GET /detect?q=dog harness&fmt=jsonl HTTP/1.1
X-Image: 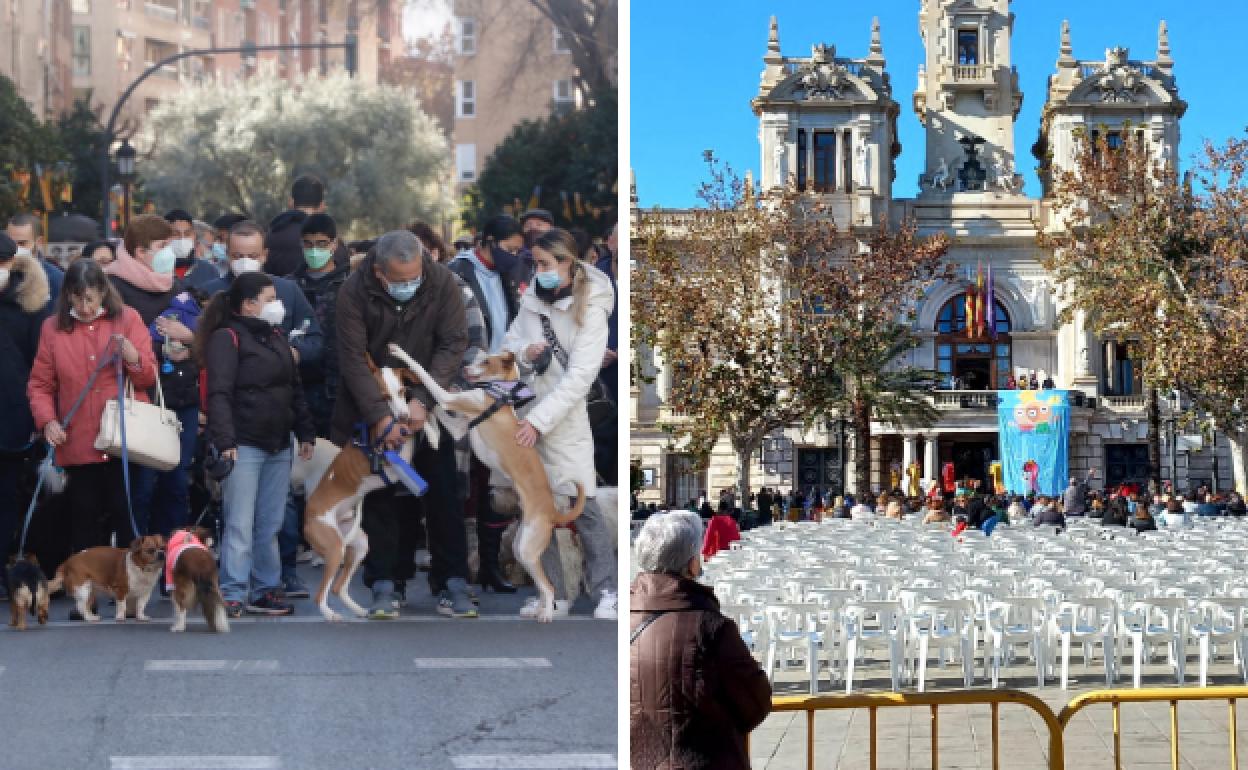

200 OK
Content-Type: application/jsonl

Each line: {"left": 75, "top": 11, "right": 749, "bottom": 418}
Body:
{"left": 165, "top": 529, "right": 209, "bottom": 592}
{"left": 351, "top": 419, "right": 429, "bottom": 497}
{"left": 467, "top": 380, "right": 536, "bottom": 430}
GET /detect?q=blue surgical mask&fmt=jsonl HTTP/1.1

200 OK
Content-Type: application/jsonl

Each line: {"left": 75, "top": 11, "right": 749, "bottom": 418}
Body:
{"left": 150, "top": 244, "right": 177, "bottom": 275}
{"left": 211, "top": 243, "right": 228, "bottom": 263}
{"left": 386, "top": 276, "right": 423, "bottom": 302}
{"left": 535, "top": 270, "right": 562, "bottom": 290}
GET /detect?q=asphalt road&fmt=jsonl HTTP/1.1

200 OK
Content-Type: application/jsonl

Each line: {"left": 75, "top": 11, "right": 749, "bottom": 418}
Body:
{"left": 0, "top": 566, "right": 619, "bottom": 770}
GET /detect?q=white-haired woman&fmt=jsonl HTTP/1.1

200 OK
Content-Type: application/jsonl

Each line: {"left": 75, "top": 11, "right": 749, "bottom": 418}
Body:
{"left": 505, "top": 227, "right": 617, "bottom": 620}
{"left": 630, "top": 512, "right": 771, "bottom": 769}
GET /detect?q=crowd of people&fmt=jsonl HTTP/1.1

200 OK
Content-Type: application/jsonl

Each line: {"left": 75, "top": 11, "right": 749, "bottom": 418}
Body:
{"left": 0, "top": 174, "right": 620, "bottom": 622}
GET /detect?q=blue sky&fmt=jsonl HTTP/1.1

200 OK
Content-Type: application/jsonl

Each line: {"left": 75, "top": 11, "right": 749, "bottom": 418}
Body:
{"left": 631, "top": 1, "right": 1246, "bottom": 208}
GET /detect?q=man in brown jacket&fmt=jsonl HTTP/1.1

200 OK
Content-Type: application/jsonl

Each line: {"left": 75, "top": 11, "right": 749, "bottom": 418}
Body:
{"left": 332, "top": 230, "right": 475, "bottom": 618}
{"left": 631, "top": 511, "right": 772, "bottom": 769}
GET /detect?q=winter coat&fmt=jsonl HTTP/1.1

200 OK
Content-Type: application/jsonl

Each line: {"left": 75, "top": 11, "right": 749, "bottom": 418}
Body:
{"left": 701, "top": 514, "right": 741, "bottom": 558}
{"left": 1033, "top": 507, "right": 1066, "bottom": 530}
{"left": 594, "top": 249, "right": 618, "bottom": 404}
{"left": 174, "top": 258, "right": 221, "bottom": 292}
{"left": 0, "top": 254, "right": 51, "bottom": 452}
{"left": 110, "top": 276, "right": 202, "bottom": 410}
{"left": 448, "top": 249, "right": 519, "bottom": 352}
{"left": 1130, "top": 514, "right": 1158, "bottom": 532}
{"left": 38, "top": 257, "right": 62, "bottom": 310}
{"left": 205, "top": 314, "right": 315, "bottom": 453}
{"left": 1063, "top": 481, "right": 1087, "bottom": 515}
{"left": 630, "top": 572, "right": 771, "bottom": 770}
{"left": 27, "top": 306, "right": 159, "bottom": 467}
{"left": 291, "top": 261, "right": 350, "bottom": 389}
{"left": 264, "top": 209, "right": 309, "bottom": 278}
{"left": 331, "top": 252, "right": 467, "bottom": 446}
{"left": 200, "top": 272, "right": 324, "bottom": 369}
{"left": 504, "top": 263, "right": 613, "bottom": 498}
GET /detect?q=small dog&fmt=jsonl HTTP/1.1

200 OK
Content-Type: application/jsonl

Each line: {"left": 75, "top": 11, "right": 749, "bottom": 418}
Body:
{"left": 47, "top": 535, "right": 166, "bottom": 623}
{"left": 166, "top": 527, "right": 228, "bottom": 633}
{"left": 388, "top": 345, "right": 586, "bottom": 623}
{"left": 6, "top": 554, "right": 50, "bottom": 630}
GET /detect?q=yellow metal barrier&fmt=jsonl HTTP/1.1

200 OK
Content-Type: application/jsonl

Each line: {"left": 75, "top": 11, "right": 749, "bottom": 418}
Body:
{"left": 768, "top": 690, "right": 1065, "bottom": 770}
{"left": 1058, "top": 686, "right": 1248, "bottom": 770}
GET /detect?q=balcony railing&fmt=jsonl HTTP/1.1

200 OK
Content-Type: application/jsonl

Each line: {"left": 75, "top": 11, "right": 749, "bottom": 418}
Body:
{"left": 1102, "top": 394, "right": 1148, "bottom": 409}
{"left": 930, "top": 390, "right": 998, "bottom": 409}
{"left": 144, "top": 1, "right": 177, "bottom": 21}
{"left": 946, "top": 64, "right": 992, "bottom": 83}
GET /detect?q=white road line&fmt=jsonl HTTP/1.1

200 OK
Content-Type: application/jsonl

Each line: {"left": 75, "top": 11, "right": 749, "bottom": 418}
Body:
{"left": 144, "top": 660, "right": 279, "bottom": 672}
{"left": 451, "top": 756, "right": 616, "bottom": 769}
{"left": 109, "top": 757, "right": 280, "bottom": 769}
{"left": 414, "top": 657, "right": 552, "bottom": 669}
{"left": 33, "top": 614, "right": 600, "bottom": 628}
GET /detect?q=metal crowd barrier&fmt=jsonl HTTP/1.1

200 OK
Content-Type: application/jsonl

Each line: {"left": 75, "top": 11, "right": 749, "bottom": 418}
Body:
{"left": 760, "top": 686, "right": 1248, "bottom": 769}
{"left": 767, "top": 690, "right": 1065, "bottom": 770}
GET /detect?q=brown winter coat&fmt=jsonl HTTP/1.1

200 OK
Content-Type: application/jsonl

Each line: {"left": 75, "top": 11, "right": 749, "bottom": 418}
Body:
{"left": 630, "top": 572, "right": 772, "bottom": 770}
{"left": 330, "top": 251, "right": 467, "bottom": 445}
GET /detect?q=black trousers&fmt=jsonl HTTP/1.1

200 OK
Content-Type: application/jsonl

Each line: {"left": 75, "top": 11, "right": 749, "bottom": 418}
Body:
{"left": 66, "top": 460, "right": 138, "bottom": 554}
{"left": 0, "top": 454, "right": 24, "bottom": 561}
{"left": 361, "top": 426, "right": 465, "bottom": 593}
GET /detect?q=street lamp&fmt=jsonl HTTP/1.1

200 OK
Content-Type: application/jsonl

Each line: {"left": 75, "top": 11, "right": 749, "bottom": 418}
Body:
{"left": 116, "top": 140, "right": 137, "bottom": 231}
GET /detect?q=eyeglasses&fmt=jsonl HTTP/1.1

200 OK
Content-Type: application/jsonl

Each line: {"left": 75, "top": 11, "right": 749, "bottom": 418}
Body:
{"left": 302, "top": 239, "right": 333, "bottom": 249}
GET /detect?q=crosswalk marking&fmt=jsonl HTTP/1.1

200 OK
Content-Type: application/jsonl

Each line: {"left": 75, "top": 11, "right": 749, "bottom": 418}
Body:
{"left": 451, "top": 755, "right": 616, "bottom": 769}
{"left": 110, "top": 757, "right": 281, "bottom": 769}
{"left": 414, "top": 657, "right": 552, "bottom": 669}
{"left": 144, "top": 660, "right": 279, "bottom": 672}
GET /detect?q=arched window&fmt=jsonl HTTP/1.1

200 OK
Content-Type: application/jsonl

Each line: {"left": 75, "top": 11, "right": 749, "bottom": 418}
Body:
{"left": 935, "top": 296, "right": 1012, "bottom": 390}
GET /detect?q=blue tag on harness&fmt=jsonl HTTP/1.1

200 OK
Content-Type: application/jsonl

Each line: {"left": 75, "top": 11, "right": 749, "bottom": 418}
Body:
{"left": 382, "top": 450, "right": 428, "bottom": 497}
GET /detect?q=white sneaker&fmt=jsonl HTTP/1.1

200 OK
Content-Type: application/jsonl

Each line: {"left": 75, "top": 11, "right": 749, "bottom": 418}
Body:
{"left": 593, "top": 590, "right": 618, "bottom": 620}
{"left": 519, "top": 596, "right": 570, "bottom": 619}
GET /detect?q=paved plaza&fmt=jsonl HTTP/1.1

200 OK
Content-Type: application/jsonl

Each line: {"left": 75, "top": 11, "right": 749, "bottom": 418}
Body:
{"left": 754, "top": 659, "right": 1248, "bottom": 768}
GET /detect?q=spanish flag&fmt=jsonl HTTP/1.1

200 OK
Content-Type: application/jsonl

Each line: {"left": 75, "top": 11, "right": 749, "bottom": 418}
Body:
{"left": 975, "top": 260, "right": 986, "bottom": 338}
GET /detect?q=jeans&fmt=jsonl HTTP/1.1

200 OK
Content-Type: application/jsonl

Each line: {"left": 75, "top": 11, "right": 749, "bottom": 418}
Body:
{"left": 220, "top": 445, "right": 291, "bottom": 603}
{"left": 362, "top": 425, "right": 465, "bottom": 593}
{"left": 540, "top": 497, "right": 617, "bottom": 601}
{"left": 280, "top": 489, "right": 301, "bottom": 583}
{"left": 133, "top": 405, "right": 198, "bottom": 537}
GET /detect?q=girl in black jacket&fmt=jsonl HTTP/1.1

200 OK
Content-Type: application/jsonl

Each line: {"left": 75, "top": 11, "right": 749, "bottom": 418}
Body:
{"left": 195, "top": 272, "right": 314, "bottom": 617}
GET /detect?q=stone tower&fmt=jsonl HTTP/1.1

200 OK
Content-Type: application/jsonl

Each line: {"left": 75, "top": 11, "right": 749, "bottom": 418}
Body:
{"left": 913, "top": 0, "right": 1024, "bottom": 195}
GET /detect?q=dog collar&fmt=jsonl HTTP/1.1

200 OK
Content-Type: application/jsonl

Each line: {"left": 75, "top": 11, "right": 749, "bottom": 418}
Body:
{"left": 467, "top": 380, "right": 536, "bottom": 430}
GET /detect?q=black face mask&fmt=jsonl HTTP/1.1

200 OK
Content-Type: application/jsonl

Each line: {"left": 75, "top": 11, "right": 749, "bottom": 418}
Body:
{"left": 535, "top": 282, "right": 573, "bottom": 304}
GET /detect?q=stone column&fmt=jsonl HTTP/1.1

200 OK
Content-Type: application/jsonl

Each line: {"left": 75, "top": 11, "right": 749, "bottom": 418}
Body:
{"left": 902, "top": 434, "right": 916, "bottom": 470}
{"left": 923, "top": 434, "right": 938, "bottom": 481}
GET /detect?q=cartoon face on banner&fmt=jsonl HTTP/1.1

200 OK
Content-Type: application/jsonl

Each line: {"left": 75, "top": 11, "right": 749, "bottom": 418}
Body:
{"left": 997, "top": 390, "right": 1071, "bottom": 496}
{"left": 1012, "top": 391, "right": 1060, "bottom": 433}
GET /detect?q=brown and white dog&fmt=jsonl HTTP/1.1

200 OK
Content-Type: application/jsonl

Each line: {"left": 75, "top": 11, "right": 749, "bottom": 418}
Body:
{"left": 387, "top": 344, "right": 585, "bottom": 623}
{"left": 300, "top": 355, "right": 435, "bottom": 622}
{"left": 6, "top": 554, "right": 50, "bottom": 630}
{"left": 46, "top": 535, "right": 166, "bottom": 623}
{"left": 167, "top": 527, "right": 228, "bottom": 633}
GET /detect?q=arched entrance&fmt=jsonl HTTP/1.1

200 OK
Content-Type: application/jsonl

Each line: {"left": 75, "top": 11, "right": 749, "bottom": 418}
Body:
{"left": 935, "top": 296, "right": 1012, "bottom": 390}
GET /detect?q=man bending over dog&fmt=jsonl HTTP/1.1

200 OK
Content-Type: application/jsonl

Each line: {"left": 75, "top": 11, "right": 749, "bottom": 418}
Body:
{"left": 333, "top": 230, "right": 473, "bottom": 619}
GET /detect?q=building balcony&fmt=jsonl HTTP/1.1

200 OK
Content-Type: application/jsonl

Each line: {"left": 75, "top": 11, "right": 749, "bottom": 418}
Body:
{"left": 943, "top": 63, "right": 994, "bottom": 86}
{"left": 930, "top": 390, "right": 997, "bottom": 410}
{"left": 144, "top": 1, "right": 178, "bottom": 22}
{"left": 1101, "top": 394, "right": 1149, "bottom": 410}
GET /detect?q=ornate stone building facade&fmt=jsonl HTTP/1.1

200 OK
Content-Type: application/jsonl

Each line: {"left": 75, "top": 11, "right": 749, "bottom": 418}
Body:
{"left": 631, "top": 0, "right": 1231, "bottom": 507}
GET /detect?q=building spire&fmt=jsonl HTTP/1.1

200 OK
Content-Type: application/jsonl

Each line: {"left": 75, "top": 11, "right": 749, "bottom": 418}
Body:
{"left": 1059, "top": 20, "right": 1073, "bottom": 60}
{"left": 767, "top": 15, "right": 781, "bottom": 57}
{"left": 1156, "top": 20, "right": 1173, "bottom": 68}
{"left": 866, "top": 16, "right": 885, "bottom": 66}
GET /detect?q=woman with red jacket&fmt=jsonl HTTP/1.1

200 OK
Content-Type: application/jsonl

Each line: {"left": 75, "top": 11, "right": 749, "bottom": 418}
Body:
{"left": 27, "top": 259, "right": 158, "bottom": 560}
{"left": 702, "top": 500, "right": 741, "bottom": 559}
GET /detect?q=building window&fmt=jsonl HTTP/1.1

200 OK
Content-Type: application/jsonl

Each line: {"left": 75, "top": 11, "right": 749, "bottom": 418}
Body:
{"left": 1102, "top": 341, "right": 1142, "bottom": 396}
{"left": 813, "top": 132, "right": 837, "bottom": 193}
{"left": 957, "top": 28, "right": 979, "bottom": 65}
{"left": 663, "top": 453, "right": 705, "bottom": 509}
{"left": 457, "top": 80, "right": 475, "bottom": 118}
{"left": 455, "top": 144, "right": 476, "bottom": 182}
{"left": 145, "top": 38, "right": 179, "bottom": 77}
{"left": 797, "top": 129, "right": 807, "bottom": 189}
{"left": 553, "top": 26, "right": 570, "bottom": 54}
{"left": 117, "top": 33, "right": 134, "bottom": 71}
{"left": 71, "top": 0, "right": 90, "bottom": 13}
{"left": 72, "top": 26, "right": 91, "bottom": 77}
{"left": 553, "top": 79, "right": 574, "bottom": 113}
{"left": 457, "top": 17, "right": 475, "bottom": 55}
{"left": 935, "top": 296, "right": 1012, "bottom": 390}
{"left": 1105, "top": 444, "right": 1150, "bottom": 488}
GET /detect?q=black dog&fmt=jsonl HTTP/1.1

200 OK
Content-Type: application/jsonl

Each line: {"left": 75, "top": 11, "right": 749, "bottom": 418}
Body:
{"left": 6, "top": 555, "right": 50, "bottom": 630}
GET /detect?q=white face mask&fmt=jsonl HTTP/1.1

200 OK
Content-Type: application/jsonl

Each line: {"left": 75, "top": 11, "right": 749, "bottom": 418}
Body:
{"left": 171, "top": 238, "right": 194, "bottom": 260}
{"left": 258, "top": 299, "right": 286, "bottom": 326}
{"left": 14, "top": 247, "right": 31, "bottom": 259}
{"left": 69, "top": 306, "right": 105, "bottom": 322}
{"left": 231, "top": 257, "right": 262, "bottom": 275}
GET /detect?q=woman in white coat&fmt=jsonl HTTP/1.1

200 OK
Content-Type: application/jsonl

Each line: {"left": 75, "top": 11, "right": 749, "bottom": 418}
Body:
{"left": 505, "top": 228, "right": 617, "bottom": 620}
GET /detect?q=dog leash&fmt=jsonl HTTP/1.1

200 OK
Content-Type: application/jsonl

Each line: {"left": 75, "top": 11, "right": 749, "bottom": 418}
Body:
{"left": 17, "top": 346, "right": 119, "bottom": 553}
{"left": 467, "top": 380, "right": 536, "bottom": 430}
{"left": 114, "top": 349, "right": 144, "bottom": 542}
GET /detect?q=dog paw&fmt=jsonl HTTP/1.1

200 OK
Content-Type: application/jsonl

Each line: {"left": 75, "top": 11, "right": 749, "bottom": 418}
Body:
{"left": 136, "top": 615, "right": 151, "bottom": 623}
{"left": 170, "top": 624, "right": 185, "bottom": 633}
{"left": 537, "top": 610, "right": 554, "bottom": 623}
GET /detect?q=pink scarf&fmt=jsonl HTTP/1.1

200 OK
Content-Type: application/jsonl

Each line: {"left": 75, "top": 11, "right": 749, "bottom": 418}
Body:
{"left": 105, "top": 242, "right": 173, "bottom": 293}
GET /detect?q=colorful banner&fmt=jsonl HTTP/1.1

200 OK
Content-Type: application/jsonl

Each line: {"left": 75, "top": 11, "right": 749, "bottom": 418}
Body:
{"left": 996, "top": 389, "right": 1070, "bottom": 496}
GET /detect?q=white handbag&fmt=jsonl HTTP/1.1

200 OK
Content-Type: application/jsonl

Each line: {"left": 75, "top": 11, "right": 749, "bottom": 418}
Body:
{"left": 94, "top": 375, "right": 183, "bottom": 471}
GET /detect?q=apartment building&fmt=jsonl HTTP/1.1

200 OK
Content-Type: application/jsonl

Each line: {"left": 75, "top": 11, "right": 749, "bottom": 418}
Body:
{"left": 1, "top": 0, "right": 74, "bottom": 118}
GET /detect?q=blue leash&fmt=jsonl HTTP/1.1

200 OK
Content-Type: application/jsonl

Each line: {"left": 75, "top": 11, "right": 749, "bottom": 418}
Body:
{"left": 17, "top": 345, "right": 120, "bottom": 553}
{"left": 114, "top": 350, "right": 143, "bottom": 542}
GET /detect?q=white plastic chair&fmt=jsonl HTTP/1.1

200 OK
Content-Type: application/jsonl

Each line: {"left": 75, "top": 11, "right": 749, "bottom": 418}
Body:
{"left": 986, "top": 598, "right": 1048, "bottom": 687}
{"left": 1119, "top": 597, "right": 1187, "bottom": 688}
{"left": 909, "top": 599, "right": 976, "bottom": 692}
{"left": 762, "top": 603, "right": 823, "bottom": 694}
{"left": 841, "top": 601, "right": 905, "bottom": 693}
{"left": 1188, "top": 597, "right": 1248, "bottom": 686}
{"left": 1052, "top": 597, "right": 1118, "bottom": 690}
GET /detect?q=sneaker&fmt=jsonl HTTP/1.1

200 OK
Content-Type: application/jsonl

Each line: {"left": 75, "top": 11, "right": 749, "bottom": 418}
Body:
{"left": 282, "top": 575, "right": 310, "bottom": 599}
{"left": 369, "top": 580, "right": 398, "bottom": 620}
{"left": 295, "top": 545, "right": 316, "bottom": 564}
{"left": 245, "top": 592, "right": 293, "bottom": 616}
{"left": 224, "top": 600, "right": 245, "bottom": 619}
{"left": 593, "top": 589, "right": 618, "bottom": 620}
{"left": 413, "top": 548, "right": 432, "bottom": 571}
{"left": 390, "top": 581, "right": 406, "bottom": 609}
{"left": 436, "top": 577, "right": 478, "bottom": 618}
{"left": 519, "top": 596, "right": 570, "bottom": 620}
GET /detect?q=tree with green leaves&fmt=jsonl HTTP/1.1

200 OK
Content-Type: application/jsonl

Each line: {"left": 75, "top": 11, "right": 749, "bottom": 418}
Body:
{"left": 139, "top": 72, "right": 449, "bottom": 237}
{"left": 0, "top": 75, "right": 64, "bottom": 221}
{"left": 464, "top": 89, "right": 616, "bottom": 234}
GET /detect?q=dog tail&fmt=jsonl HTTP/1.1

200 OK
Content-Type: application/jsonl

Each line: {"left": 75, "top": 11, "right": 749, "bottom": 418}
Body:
{"left": 552, "top": 482, "right": 587, "bottom": 526}
{"left": 197, "top": 575, "right": 229, "bottom": 633}
{"left": 45, "top": 565, "right": 64, "bottom": 595}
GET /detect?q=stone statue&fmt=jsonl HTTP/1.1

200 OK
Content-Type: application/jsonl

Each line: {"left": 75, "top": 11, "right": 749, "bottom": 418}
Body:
{"left": 1079, "top": 346, "right": 1090, "bottom": 375}
{"left": 994, "top": 158, "right": 1018, "bottom": 192}
{"left": 855, "top": 143, "right": 871, "bottom": 188}
{"left": 930, "top": 157, "right": 950, "bottom": 191}
{"left": 774, "top": 140, "right": 787, "bottom": 187}
{"left": 1023, "top": 279, "right": 1049, "bottom": 326}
